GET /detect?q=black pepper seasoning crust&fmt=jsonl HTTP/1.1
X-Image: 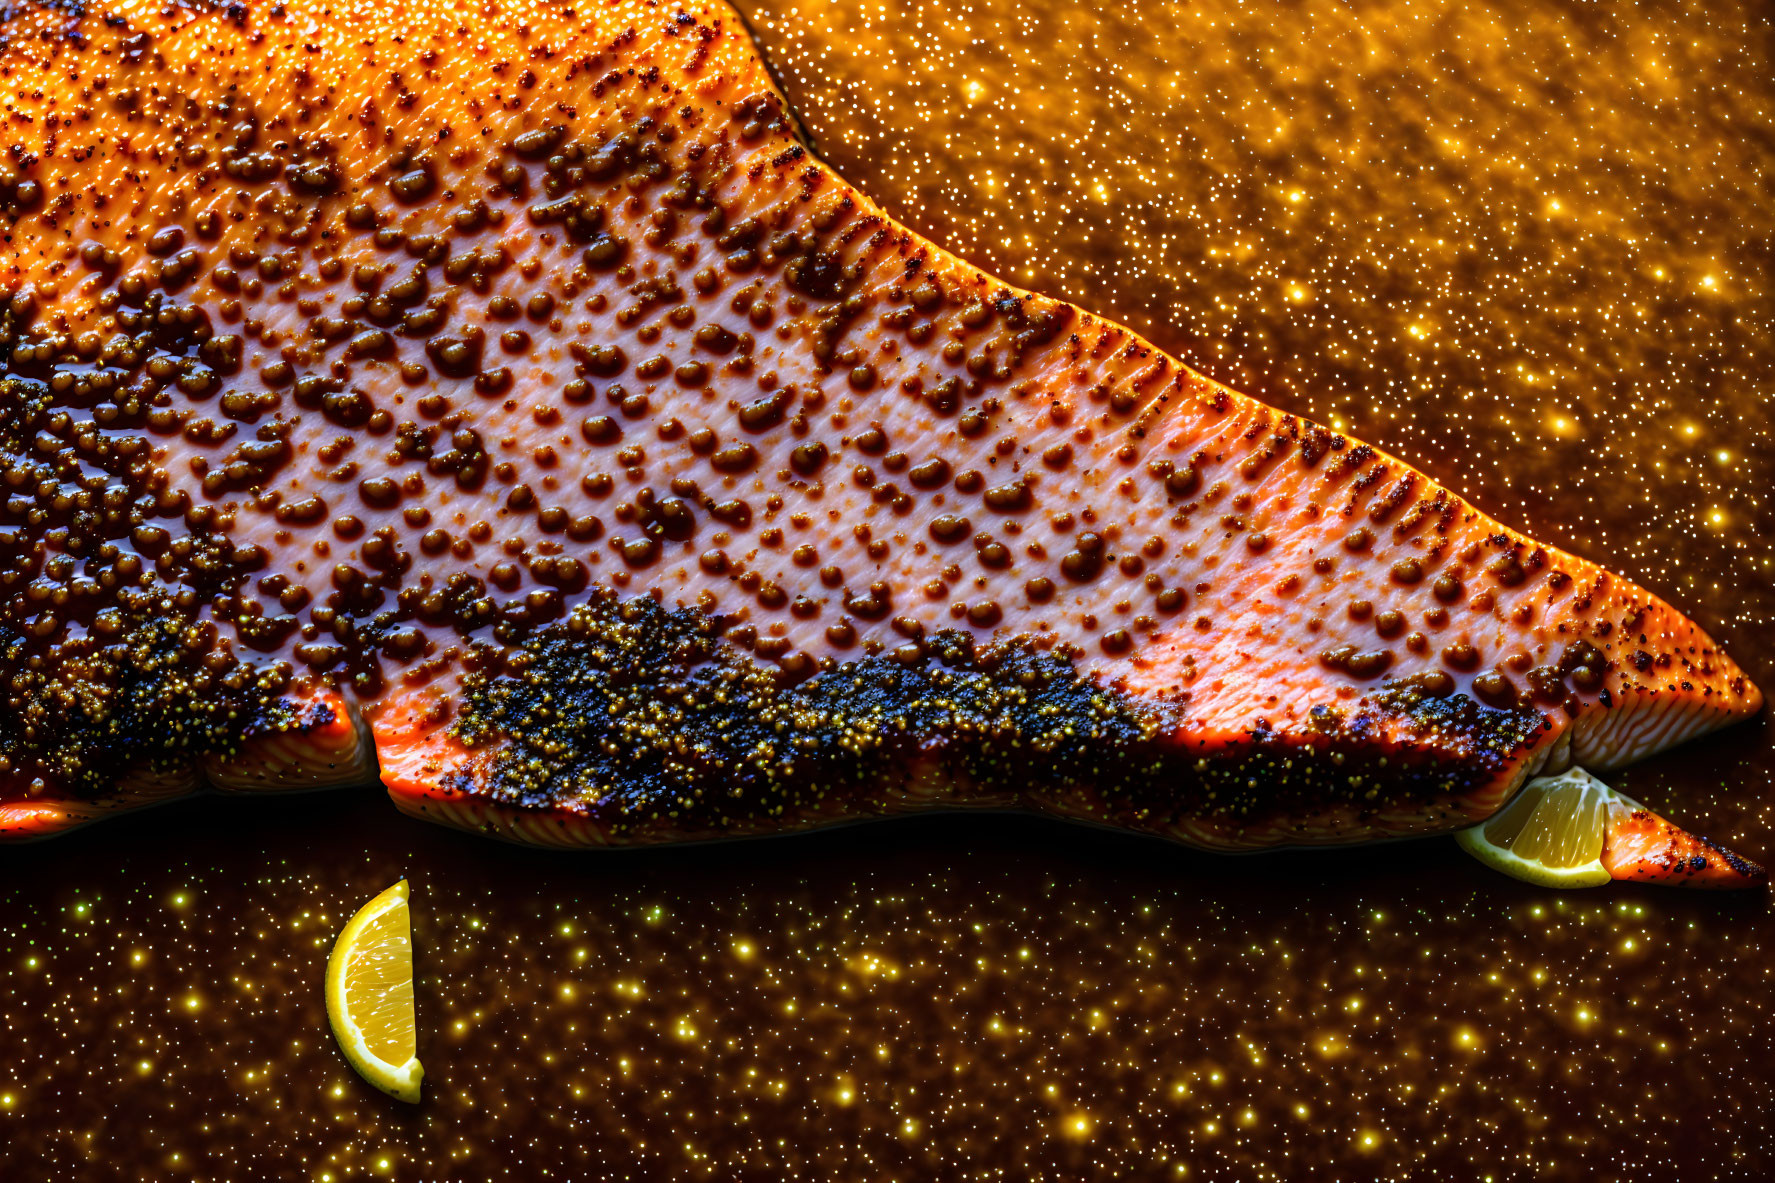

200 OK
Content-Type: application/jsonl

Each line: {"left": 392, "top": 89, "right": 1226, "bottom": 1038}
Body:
{"left": 449, "top": 592, "right": 1550, "bottom": 847}
{"left": 451, "top": 593, "right": 1159, "bottom": 833}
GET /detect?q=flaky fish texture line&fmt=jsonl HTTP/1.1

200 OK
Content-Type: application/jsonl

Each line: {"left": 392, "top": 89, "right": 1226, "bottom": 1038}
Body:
{"left": 0, "top": 0, "right": 1761, "bottom": 885}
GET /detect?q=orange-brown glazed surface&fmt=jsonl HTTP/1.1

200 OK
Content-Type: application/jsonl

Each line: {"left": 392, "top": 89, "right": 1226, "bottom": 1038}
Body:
{"left": 0, "top": 0, "right": 1759, "bottom": 868}
{"left": 1, "top": 0, "right": 1773, "bottom": 1177}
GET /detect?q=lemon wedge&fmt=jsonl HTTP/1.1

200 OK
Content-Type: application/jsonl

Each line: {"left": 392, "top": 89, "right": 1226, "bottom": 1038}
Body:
{"left": 326, "top": 879, "right": 423, "bottom": 1102}
{"left": 1456, "top": 767, "right": 1643, "bottom": 888}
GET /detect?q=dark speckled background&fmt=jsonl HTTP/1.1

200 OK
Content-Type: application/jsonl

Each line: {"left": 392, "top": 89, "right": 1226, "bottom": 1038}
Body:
{"left": 3, "top": 0, "right": 1773, "bottom": 1178}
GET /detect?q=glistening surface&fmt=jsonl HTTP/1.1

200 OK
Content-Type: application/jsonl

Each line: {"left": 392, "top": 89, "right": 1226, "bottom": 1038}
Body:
{"left": 2, "top": 0, "right": 1771, "bottom": 1178}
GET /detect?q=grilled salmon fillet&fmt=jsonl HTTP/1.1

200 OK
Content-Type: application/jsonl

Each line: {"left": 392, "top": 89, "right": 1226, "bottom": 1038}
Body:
{"left": 0, "top": 0, "right": 1762, "bottom": 884}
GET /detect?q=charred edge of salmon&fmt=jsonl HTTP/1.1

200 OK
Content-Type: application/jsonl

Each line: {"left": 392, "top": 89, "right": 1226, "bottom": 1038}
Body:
{"left": 0, "top": 763, "right": 199, "bottom": 841}
{"left": 1603, "top": 807, "right": 1768, "bottom": 889}
{"left": 374, "top": 591, "right": 1551, "bottom": 851}
{"left": 385, "top": 754, "right": 967, "bottom": 849}
{"left": 723, "top": 3, "right": 822, "bottom": 157}
{"left": 203, "top": 688, "right": 374, "bottom": 791}
{"left": 0, "top": 688, "right": 370, "bottom": 839}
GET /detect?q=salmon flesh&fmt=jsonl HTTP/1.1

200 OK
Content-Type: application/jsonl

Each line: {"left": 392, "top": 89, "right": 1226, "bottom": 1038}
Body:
{"left": 0, "top": 0, "right": 1763, "bottom": 885}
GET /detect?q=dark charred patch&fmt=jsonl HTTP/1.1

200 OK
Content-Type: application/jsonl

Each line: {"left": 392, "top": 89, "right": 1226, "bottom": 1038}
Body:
{"left": 452, "top": 594, "right": 1159, "bottom": 834}
{"left": 449, "top": 592, "right": 1550, "bottom": 845}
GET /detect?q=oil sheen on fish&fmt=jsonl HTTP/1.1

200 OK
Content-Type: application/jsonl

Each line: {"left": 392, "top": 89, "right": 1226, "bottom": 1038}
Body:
{"left": 0, "top": 0, "right": 1763, "bottom": 885}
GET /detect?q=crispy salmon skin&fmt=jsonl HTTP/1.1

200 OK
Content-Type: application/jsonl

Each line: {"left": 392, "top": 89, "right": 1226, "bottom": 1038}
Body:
{"left": 0, "top": 0, "right": 1762, "bottom": 883}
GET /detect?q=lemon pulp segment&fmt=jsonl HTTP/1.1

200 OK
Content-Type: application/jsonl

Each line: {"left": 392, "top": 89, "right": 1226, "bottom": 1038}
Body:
{"left": 325, "top": 879, "right": 423, "bottom": 1102}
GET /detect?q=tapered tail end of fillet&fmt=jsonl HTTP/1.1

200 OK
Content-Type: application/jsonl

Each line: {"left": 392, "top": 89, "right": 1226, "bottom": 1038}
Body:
{"left": 1603, "top": 807, "right": 1767, "bottom": 890}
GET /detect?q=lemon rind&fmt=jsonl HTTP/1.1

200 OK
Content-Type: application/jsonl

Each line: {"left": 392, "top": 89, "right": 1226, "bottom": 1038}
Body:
{"left": 325, "top": 880, "right": 425, "bottom": 1103}
{"left": 1455, "top": 767, "right": 1641, "bottom": 890}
